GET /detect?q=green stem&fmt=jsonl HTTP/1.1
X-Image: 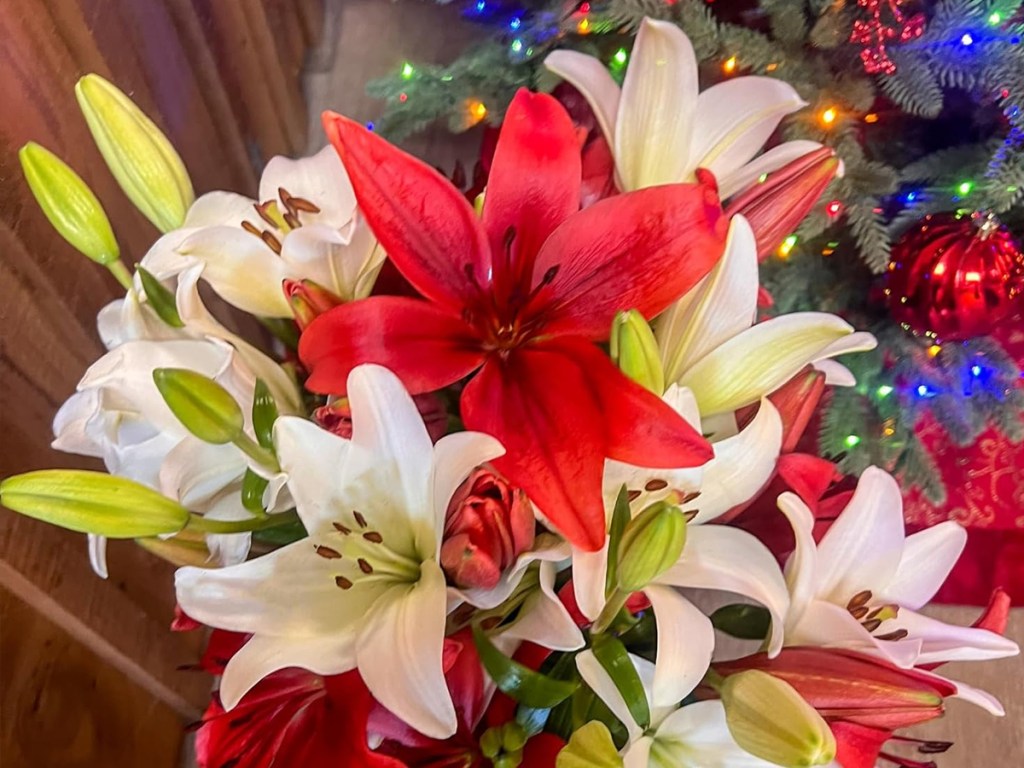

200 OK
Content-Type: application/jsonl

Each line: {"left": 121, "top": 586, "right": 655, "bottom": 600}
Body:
{"left": 108, "top": 260, "right": 134, "bottom": 290}
{"left": 234, "top": 433, "right": 281, "bottom": 472}
{"left": 591, "top": 588, "right": 629, "bottom": 635}
{"left": 702, "top": 668, "right": 726, "bottom": 693}
{"left": 187, "top": 509, "right": 299, "bottom": 535}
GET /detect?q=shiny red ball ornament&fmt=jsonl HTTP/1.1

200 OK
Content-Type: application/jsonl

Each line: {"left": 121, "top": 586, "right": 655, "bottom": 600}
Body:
{"left": 886, "top": 211, "right": 1024, "bottom": 340}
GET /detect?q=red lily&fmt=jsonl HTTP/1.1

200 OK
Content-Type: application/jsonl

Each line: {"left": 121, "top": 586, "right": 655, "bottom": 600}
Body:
{"left": 302, "top": 89, "right": 726, "bottom": 550}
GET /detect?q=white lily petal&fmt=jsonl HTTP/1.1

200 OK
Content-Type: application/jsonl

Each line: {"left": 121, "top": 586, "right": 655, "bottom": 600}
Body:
{"left": 431, "top": 430, "right": 505, "bottom": 553}
{"left": 654, "top": 700, "right": 778, "bottom": 767}
{"left": 816, "top": 467, "right": 905, "bottom": 604}
{"left": 88, "top": 534, "right": 109, "bottom": 579}
{"left": 891, "top": 609, "right": 1019, "bottom": 665}
{"left": 576, "top": 649, "right": 644, "bottom": 741}
{"left": 499, "top": 562, "right": 584, "bottom": 651}
{"left": 259, "top": 145, "right": 357, "bottom": 228}
{"left": 573, "top": 541, "right": 610, "bottom": 622}
{"left": 219, "top": 632, "right": 356, "bottom": 710}
{"left": 646, "top": 586, "right": 714, "bottom": 706}
{"left": 943, "top": 675, "right": 1006, "bottom": 716}
{"left": 813, "top": 359, "right": 856, "bottom": 387}
{"left": 658, "top": 216, "right": 759, "bottom": 385}
{"left": 660, "top": 525, "right": 789, "bottom": 656}
{"left": 881, "top": 522, "right": 967, "bottom": 610}
{"left": 159, "top": 437, "right": 246, "bottom": 511}
{"left": 175, "top": 536, "right": 387, "bottom": 636}
{"left": 457, "top": 534, "right": 569, "bottom": 610}
{"left": 356, "top": 561, "right": 457, "bottom": 740}
{"left": 274, "top": 417, "right": 351, "bottom": 535}
{"left": 716, "top": 140, "right": 825, "bottom": 200}
{"left": 691, "top": 77, "right": 807, "bottom": 182}
{"left": 184, "top": 190, "right": 259, "bottom": 229}
{"left": 623, "top": 736, "right": 653, "bottom": 768}
{"left": 544, "top": 49, "right": 621, "bottom": 146}
{"left": 52, "top": 390, "right": 105, "bottom": 457}
{"left": 687, "top": 399, "right": 782, "bottom": 525}
{"left": 777, "top": 492, "right": 819, "bottom": 630}
{"left": 615, "top": 18, "right": 698, "bottom": 189}
{"left": 814, "top": 331, "right": 878, "bottom": 362}
{"left": 785, "top": 599, "right": 923, "bottom": 668}
{"left": 679, "top": 313, "right": 858, "bottom": 416}
{"left": 279, "top": 223, "right": 385, "bottom": 302}
{"left": 201, "top": 492, "right": 254, "bottom": 566}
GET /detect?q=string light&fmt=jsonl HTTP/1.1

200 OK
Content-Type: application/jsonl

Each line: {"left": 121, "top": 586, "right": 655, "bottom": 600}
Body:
{"left": 577, "top": 17, "right": 591, "bottom": 34}
{"left": 475, "top": 0, "right": 486, "bottom": 11}
{"left": 916, "top": 384, "right": 936, "bottom": 398}
{"left": 365, "top": 121, "right": 375, "bottom": 131}
{"left": 903, "top": 190, "right": 918, "bottom": 203}
{"left": 401, "top": 62, "right": 415, "bottom": 80}
{"left": 613, "top": 48, "right": 628, "bottom": 66}
{"left": 989, "top": 12, "right": 1002, "bottom": 25}
{"left": 844, "top": 435, "right": 862, "bottom": 448}
{"left": 777, "top": 234, "right": 798, "bottom": 259}
{"left": 468, "top": 99, "right": 487, "bottom": 122}
{"left": 877, "top": 385, "right": 894, "bottom": 398}
{"left": 723, "top": 56, "right": 738, "bottom": 74}
{"left": 864, "top": 112, "right": 879, "bottom": 123}
{"left": 766, "top": 62, "right": 778, "bottom": 72}
{"left": 960, "top": 32, "right": 975, "bottom": 46}
{"left": 821, "top": 107, "right": 838, "bottom": 126}
{"left": 957, "top": 180, "right": 974, "bottom": 195}
{"left": 399, "top": 92, "right": 408, "bottom": 103}
{"left": 971, "top": 364, "right": 983, "bottom": 376}
{"left": 511, "top": 38, "right": 524, "bottom": 54}
{"left": 826, "top": 200, "right": 844, "bottom": 216}
{"left": 928, "top": 344, "right": 942, "bottom": 357}
{"left": 509, "top": 16, "right": 522, "bottom": 31}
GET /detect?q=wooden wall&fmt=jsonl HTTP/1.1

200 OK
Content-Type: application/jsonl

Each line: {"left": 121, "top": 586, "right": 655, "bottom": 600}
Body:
{"left": 0, "top": 1, "right": 322, "bottom": 765}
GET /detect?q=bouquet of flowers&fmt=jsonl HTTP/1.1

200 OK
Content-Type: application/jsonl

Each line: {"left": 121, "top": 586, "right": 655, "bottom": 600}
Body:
{"left": 3, "top": 19, "right": 1019, "bottom": 768}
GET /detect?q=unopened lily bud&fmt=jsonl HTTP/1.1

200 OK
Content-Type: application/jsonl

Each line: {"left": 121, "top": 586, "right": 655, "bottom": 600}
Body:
{"left": 152, "top": 368, "right": 244, "bottom": 445}
{"left": 441, "top": 468, "right": 535, "bottom": 590}
{"left": 616, "top": 501, "right": 686, "bottom": 592}
{"left": 724, "top": 147, "right": 840, "bottom": 261}
{"left": 315, "top": 392, "right": 448, "bottom": 442}
{"left": 19, "top": 142, "right": 120, "bottom": 265}
{"left": 610, "top": 310, "right": 665, "bottom": 394}
{"left": 720, "top": 670, "right": 836, "bottom": 767}
{"left": 75, "top": 74, "right": 194, "bottom": 232}
{"left": 284, "top": 279, "right": 343, "bottom": 331}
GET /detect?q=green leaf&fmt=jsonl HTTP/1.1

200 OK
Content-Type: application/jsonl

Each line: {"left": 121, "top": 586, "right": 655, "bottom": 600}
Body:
{"left": 0, "top": 470, "right": 189, "bottom": 537}
{"left": 591, "top": 635, "right": 650, "bottom": 730}
{"left": 241, "top": 469, "right": 269, "bottom": 515}
{"left": 472, "top": 625, "right": 579, "bottom": 708}
{"left": 136, "top": 265, "right": 184, "bottom": 328}
{"left": 604, "top": 485, "right": 631, "bottom": 596}
{"left": 711, "top": 604, "right": 772, "bottom": 640}
{"left": 153, "top": 368, "right": 244, "bottom": 444}
{"left": 251, "top": 379, "right": 278, "bottom": 450}
{"left": 556, "top": 721, "right": 623, "bottom": 768}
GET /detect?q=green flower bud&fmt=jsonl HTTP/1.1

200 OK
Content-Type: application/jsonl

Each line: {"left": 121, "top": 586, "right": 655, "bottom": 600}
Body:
{"left": 501, "top": 722, "right": 528, "bottom": 753}
{"left": 480, "top": 726, "right": 503, "bottom": 759}
{"left": 616, "top": 501, "right": 687, "bottom": 592}
{"left": 0, "top": 470, "right": 189, "bottom": 537}
{"left": 556, "top": 721, "right": 622, "bottom": 768}
{"left": 153, "top": 368, "right": 244, "bottom": 445}
{"left": 75, "top": 74, "right": 194, "bottom": 232}
{"left": 720, "top": 670, "right": 836, "bottom": 767}
{"left": 610, "top": 310, "right": 665, "bottom": 394}
{"left": 19, "top": 142, "right": 120, "bottom": 265}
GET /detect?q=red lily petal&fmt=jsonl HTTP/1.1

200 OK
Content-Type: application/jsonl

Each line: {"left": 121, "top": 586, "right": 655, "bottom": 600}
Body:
{"left": 522, "top": 733, "right": 566, "bottom": 766}
{"left": 300, "top": 296, "right": 484, "bottom": 395}
{"left": 777, "top": 453, "right": 841, "bottom": 513}
{"left": 973, "top": 587, "right": 1012, "bottom": 635}
{"left": 323, "top": 111, "right": 491, "bottom": 311}
{"left": 483, "top": 89, "right": 581, "bottom": 304}
{"left": 529, "top": 181, "right": 728, "bottom": 339}
{"left": 831, "top": 721, "right": 892, "bottom": 768}
{"left": 581, "top": 134, "right": 617, "bottom": 208}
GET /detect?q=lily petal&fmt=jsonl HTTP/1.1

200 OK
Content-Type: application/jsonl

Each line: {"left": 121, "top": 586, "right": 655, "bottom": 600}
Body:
{"left": 543, "top": 50, "right": 621, "bottom": 145}
{"left": 259, "top": 145, "right": 357, "bottom": 228}
{"left": 573, "top": 541, "right": 610, "bottom": 622}
{"left": 646, "top": 585, "right": 714, "bottom": 706}
{"left": 356, "top": 560, "right": 457, "bottom": 740}
{"left": 499, "top": 561, "right": 585, "bottom": 652}
{"left": 881, "top": 522, "right": 966, "bottom": 610}
{"left": 679, "top": 313, "right": 861, "bottom": 416}
{"left": 889, "top": 608, "right": 1020, "bottom": 665}
{"left": 654, "top": 700, "right": 778, "bottom": 767}
{"left": 615, "top": 18, "right": 698, "bottom": 190}
{"left": 274, "top": 417, "right": 351, "bottom": 535}
{"left": 778, "top": 491, "right": 819, "bottom": 628}
{"left": 279, "top": 223, "right": 384, "bottom": 302}
{"left": 431, "top": 430, "right": 505, "bottom": 553}
{"left": 88, "top": 534, "right": 109, "bottom": 579}
{"left": 716, "top": 140, "right": 825, "bottom": 201}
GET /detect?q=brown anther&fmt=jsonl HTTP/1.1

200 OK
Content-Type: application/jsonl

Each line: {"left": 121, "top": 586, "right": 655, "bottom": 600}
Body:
{"left": 358, "top": 558, "right": 373, "bottom": 574}
{"left": 875, "top": 629, "right": 910, "bottom": 642}
{"left": 283, "top": 212, "right": 302, "bottom": 230}
{"left": 644, "top": 479, "right": 669, "bottom": 492}
{"left": 285, "top": 192, "right": 321, "bottom": 214}
{"left": 255, "top": 201, "right": 279, "bottom": 227}
{"left": 315, "top": 545, "right": 342, "bottom": 559}
{"left": 333, "top": 522, "right": 352, "bottom": 535}
{"left": 241, "top": 220, "right": 263, "bottom": 238}
{"left": 683, "top": 510, "right": 699, "bottom": 522}
{"left": 627, "top": 490, "right": 642, "bottom": 502}
{"left": 353, "top": 511, "right": 368, "bottom": 528}
{"left": 335, "top": 575, "right": 353, "bottom": 590}
{"left": 849, "top": 605, "right": 870, "bottom": 620}
{"left": 862, "top": 618, "right": 883, "bottom": 633}
{"left": 261, "top": 231, "right": 283, "bottom": 254}
{"left": 680, "top": 491, "right": 702, "bottom": 504}
{"left": 847, "top": 590, "right": 873, "bottom": 610}
{"left": 363, "top": 531, "right": 384, "bottom": 544}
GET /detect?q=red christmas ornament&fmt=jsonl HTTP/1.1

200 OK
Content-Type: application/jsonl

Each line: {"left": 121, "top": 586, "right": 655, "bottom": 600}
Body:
{"left": 886, "top": 211, "right": 1024, "bottom": 340}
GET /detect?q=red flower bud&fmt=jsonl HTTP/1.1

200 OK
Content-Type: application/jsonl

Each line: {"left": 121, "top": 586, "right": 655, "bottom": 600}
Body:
{"left": 441, "top": 468, "right": 536, "bottom": 590}
{"left": 283, "top": 279, "right": 343, "bottom": 331}
{"left": 725, "top": 147, "right": 840, "bottom": 261}
{"left": 314, "top": 392, "right": 448, "bottom": 443}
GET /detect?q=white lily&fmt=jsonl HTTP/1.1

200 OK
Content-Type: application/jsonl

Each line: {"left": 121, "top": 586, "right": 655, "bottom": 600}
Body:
{"left": 778, "top": 466, "right": 1020, "bottom": 669}
{"left": 573, "top": 386, "right": 790, "bottom": 708}
{"left": 545, "top": 18, "right": 823, "bottom": 198}
{"left": 140, "top": 145, "right": 384, "bottom": 317}
{"left": 576, "top": 652, "right": 779, "bottom": 768}
{"left": 175, "top": 365, "right": 505, "bottom": 740}
{"left": 655, "top": 215, "right": 876, "bottom": 420}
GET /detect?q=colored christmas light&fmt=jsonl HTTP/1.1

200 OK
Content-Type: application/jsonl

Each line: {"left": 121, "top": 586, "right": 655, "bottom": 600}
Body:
{"left": 826, "top": 200, "right": 844, "bottom": 216}
{"left": 401, "top": 62, "right": 415, "bottom": 80}
{"left": 821, "top": 107, "right": 838, "bottom": 126}
{"left": 957, "top": 180, "right": 974, "bottom": 195}
{"left": 877, "top": 385, "right": 894, "bottom": 397}
{"left": 864, "top": 112, "right": 879, "bottom": 123}
{"left": 961, "top": 32, "right": 974, "bottom": 46}
{"left": 511, "top": 38, "right": 524, "bottom": 53}
{"left": 723, "top": 56, "right": 738, "bottom": 74}
{"left": 989, "top": 12, "right": 1002, "bottom": 25}
{"left": 844, "top": 434, "right": 862, "bottom": 447}
{"left": 613, "top": 48, "right": 628, "bottom": 66}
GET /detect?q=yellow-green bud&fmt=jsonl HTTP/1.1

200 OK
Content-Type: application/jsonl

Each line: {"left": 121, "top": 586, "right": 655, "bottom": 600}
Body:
{"left": 616, "top": 501, "right": 687, "bottom": 592}
{"left": 19, "top": 142, "right": 120, "bottom": 265}
{"left": 75, "top": 74, "right": 194, "bottom": 232}
{"left": 152, "top": 368, "right": 244, "bottom": 445}
{"left": 556, "top": 721, "right": 622, "bottom": 768}
{"left": 720, "top": 670, "right": 837, "bottom": 767}
{"left": 610, "top": 310, "right": 665, "bottom": 394}
{"left": 137, "top": 529, "right": 213, "bottom": 568}
{"left": 0, "top": 470, "right": 189, "bottom": 537}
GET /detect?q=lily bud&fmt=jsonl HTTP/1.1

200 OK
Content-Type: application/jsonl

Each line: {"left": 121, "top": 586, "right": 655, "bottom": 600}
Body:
{"left": 152, "top": 368, "right": 244, "bottom": 445}
{"left": 766, "top": 366, "right": 826, "bottom": 452}
{"left": 315, "top": 392, "right": 449, "bottom": 442}
{"left": 441, "top": 468, "right": 535, "bottom": 590}
{"left": 724, "top": 147, "right": 840, "bottom": 261}
{"left": 716, "top": 648, "right": 952, "bottom": 730}
{"left": 75, "top": 74, "right": 194, "bottom": 232}
{"left": 284, "top": 279, "right": 343, "bottom": 331}
{"left": 19, "top": 142, "right": 120, "bottom": 265}
{"left": 610, "top": 310, "right": 665, "bottom": 394}
{"left": 616, "top": 501, "right": 687, "bottom": 592}
{"left": 720, "top": 670, "right": 836, "bottom": 767}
